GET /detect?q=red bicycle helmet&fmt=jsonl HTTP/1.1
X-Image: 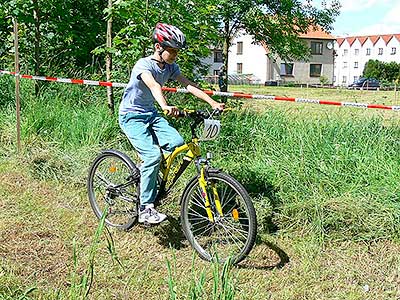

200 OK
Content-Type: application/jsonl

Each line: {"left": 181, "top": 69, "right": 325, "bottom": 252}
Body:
{"left": 152, "top": 23, "right": 186, "bottom": 49}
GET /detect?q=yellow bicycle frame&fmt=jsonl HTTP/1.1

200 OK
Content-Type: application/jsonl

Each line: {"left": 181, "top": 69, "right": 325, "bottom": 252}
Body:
{"left": 160, "top": 139, "right": 200, "bottom": 181}
{"left": 159, "top": 138, "right": 224, "bottom": 222}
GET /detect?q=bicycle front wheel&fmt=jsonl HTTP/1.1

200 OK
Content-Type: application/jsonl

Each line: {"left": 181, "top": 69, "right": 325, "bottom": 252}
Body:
{"left": 180, "top": 170, "right": 257, "bottom": 264}
{"left": 87, "top": 150, "right": 140, "bottom": 230}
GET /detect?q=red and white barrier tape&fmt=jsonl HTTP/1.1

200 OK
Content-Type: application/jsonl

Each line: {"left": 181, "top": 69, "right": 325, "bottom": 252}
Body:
{"left": 1, "top": 70, "right": 400, "bottom": 111}
{"left": 163, "top": 87, "right": 400, "bottom": 111}
{"left": 0, "top": 70, "right": 127, "bottom": 88}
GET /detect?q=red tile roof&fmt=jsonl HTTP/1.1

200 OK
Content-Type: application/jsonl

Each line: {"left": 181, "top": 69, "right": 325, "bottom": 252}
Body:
{"left": 336, "top": 34, "right": 400, "bottom": 46}
{"left": 261, "top": 26, "right": 334, "bottom": 52}
{"left": 299, "top": 27, "right": 335, "bottom": 40}
{"left": 347, "top": 37, "right": 357, "bottom": 46}
{"left": 336, "top": 37, "right": 345, "bottom": 46}
{"left": 369, "top": 35, "right": 380, "bottom": 45}
{"left": 357, "top": 36, "right": 368, "bottom": 45}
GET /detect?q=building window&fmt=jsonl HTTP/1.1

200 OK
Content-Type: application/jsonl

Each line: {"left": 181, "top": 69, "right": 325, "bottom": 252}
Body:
{"left": 237, "top": 63, "right": 243, "bottom": 74}
{"left": 342, "top": 76, "right": 347, "bottom": 83}
{"left": 354, "top": 62, "right": 359, "bottom": 68}
{"left": 280, "top": 63, "right": 294, "bottom": 76}
{"left": 311, "top": 41, "right": 323, "bottom": 55}
{"left": 366, "top": 48, "right": 371, "bottom": 55}
{"left": 310, "top": 64, "right": 322, "bottom": 77}
{"left": 343, "top": 49, "right": 348, "bottom": 56}
{"left": 378, "top": 48, "right": 383, "bottom": 55}
{"left": 343, "top": 62, "right": 348, "bottom": 68}
{"left": 333, "top": 76, "right": 336, "bottom": 82}
{"left": 354, "top": 49, "right": 359, "bottom": 55}
{"left": 213, "top": 50, "right": 223, "bottom": 63}
{"left": 237, "top": 42, "right": 243, "bottom": 55}
{"left": 391, "top": 47, "right": 397, "bottom": 55}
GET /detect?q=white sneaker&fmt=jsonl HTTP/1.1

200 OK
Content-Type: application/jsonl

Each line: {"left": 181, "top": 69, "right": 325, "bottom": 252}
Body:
{"left": 138, "top": 204, "right": 167, "bottom": 224}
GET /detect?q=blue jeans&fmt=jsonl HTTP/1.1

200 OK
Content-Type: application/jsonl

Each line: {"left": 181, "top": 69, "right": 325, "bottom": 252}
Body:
{"left": 119, "top": 111, "right": 184, "bottom": 206}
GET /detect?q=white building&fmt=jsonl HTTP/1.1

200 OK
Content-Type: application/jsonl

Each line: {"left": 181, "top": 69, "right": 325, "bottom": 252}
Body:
{"left": 227, "top": 34, "right": 269, "bottom": 83}
{"left": 204, "top": 28, "right": 336, "bottom": 85}
{"left": 334, "top": 34, "right": 400, "bottom": 86}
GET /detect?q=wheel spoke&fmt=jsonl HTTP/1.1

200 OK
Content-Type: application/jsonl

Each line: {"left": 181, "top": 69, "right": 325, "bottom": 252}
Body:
{"left": 192, "top": 222, "right": 214, "bottom": 236}
{"left": 218, "top": 223, "right": 244, "bottom": 252}
{"left": 220, "top": 221, "right": 249, "bottom": 241}
{"left": 188, "top": 207, "right": 208, "bottom": 220}
{"left": 188, "top": 216, "right": 209, "bottom": 222}
{"left": 189, "top": 196, "right": 206, "bottom": 210}
{"left": 95, "top": 172, "right": 112, "bottom": 187}
{"left": 188, "top": 214, "right": 209, "bottom": 223}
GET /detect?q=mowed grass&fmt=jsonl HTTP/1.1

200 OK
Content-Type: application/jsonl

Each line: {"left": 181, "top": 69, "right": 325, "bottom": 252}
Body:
{"left": 1, "top": 162, "right": 399, "bottom": 299}
{"left": 1, "top": 78, "right": 400, "bottom": 299}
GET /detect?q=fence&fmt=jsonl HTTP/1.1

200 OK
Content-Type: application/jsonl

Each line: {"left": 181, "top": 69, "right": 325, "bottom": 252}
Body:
{"left": 203, "top": 74, "right": 262, "bottom": 86}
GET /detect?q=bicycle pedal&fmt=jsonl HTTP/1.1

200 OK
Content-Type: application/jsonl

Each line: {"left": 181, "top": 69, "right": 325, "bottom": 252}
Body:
{"left": 141, "top": 221, "right": 152, "bottom": 228}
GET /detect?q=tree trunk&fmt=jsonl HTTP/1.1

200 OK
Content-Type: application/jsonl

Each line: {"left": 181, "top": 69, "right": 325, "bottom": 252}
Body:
{"left": 106, "top": 0, "right": 114, "bottom": 114}
{"left": 222, "top": 20, "right": 230, "bottom": 93}
{"left": 33, "top": 0, "right": 40, "bottom": 95}
{"left": 220, "top": 19, "right": 230, "bottom": 102}
{"left": 142, "top": 0, "right": 149, "bottom": 57}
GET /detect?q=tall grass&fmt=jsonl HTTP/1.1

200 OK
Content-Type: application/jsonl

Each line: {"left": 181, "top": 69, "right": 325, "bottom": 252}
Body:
{"left": 1, "top": 79, "right": 400, "bottom": 241}
{"left": 167, "top": 254, "right": 236, "bottom": 300}
{"left": 210, "top": 110, "right": 400, "bottom": 240}
{"left": 66, "top": 206, "right": 124, "bottom": 299}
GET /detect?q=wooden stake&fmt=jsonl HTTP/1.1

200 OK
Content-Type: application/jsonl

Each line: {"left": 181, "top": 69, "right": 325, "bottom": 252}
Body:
{"left": 13, "top": 18, "right": 21, "bottom": 152}
{"left": 106, "top": 0, "right": 114, "bottom": 114}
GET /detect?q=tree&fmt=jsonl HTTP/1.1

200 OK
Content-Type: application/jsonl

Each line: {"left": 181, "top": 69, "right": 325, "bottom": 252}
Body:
{"left": 0, "top": 0, "right": 107, "bottom": 76}
{"left": 383, "top": 61, "right": 400, "bottom": 82}
{"left": 363, "top": 59, "right": 400, "bottom": 83}
{"left": 363, "top": 59, "right": 384, "bottom": 80}
{"left": 98, "top": 0, "right": 220, "bottom": 82}
{"left": 213, "top": 0, "right": 341, "bottom": 92}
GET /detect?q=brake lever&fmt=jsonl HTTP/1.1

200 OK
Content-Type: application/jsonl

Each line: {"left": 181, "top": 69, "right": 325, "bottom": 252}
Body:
{"left": 209, "top": 108, "right": 222, "bottom": 118}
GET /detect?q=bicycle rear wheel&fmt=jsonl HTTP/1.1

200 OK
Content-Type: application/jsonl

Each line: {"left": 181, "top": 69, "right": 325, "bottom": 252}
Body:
{"left": 180, "top": 170, "right": 257, "bottom": 264}
{"left": 87, "top": 150, "right": 140, "bottom": 230}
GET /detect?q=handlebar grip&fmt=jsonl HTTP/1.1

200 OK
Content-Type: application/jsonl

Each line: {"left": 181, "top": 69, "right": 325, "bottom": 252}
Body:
{"left": 163, "top": 109, "right": 187, "bottom": 117}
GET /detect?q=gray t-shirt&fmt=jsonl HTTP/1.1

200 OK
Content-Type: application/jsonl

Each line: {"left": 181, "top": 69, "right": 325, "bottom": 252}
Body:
{"left": 119, "top": 57, "right": 181, "bottom": 114}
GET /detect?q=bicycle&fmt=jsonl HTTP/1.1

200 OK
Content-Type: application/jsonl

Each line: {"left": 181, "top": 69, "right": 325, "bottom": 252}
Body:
{"left": 87, "top": 109, "right": 257, "bottom": 264}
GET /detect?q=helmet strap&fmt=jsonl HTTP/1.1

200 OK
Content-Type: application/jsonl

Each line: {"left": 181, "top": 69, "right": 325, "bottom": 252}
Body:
{"left": 152, "top": 45, "right": 166, "bottom": 66}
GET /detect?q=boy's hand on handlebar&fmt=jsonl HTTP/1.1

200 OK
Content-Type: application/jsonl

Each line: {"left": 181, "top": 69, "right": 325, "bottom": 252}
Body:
{"left": 162, "top": 106, "right": 180, "bottom": 117}
{"left": 211, "top": 102, "right": 225, "bottom": 111}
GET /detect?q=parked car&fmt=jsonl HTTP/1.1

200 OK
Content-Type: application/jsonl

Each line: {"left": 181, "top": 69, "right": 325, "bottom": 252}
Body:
{"left": 348, "top": 78, "right": 380, "bottom": 90}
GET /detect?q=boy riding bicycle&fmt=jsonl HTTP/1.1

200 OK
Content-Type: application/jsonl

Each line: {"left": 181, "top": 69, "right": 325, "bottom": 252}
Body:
{"left": 119, "top": 23, "right": 225, "bottom": 225}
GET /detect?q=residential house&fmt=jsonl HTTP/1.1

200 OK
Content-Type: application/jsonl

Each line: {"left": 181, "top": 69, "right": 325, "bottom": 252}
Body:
{"left": 203, "top": 47, "right": 224, "bottom": 77}
{"left": 334, "top": 34, "right": 400, "bottom": 86}
{"left": 204, "top": 28, "right": 336, "bottom": 85}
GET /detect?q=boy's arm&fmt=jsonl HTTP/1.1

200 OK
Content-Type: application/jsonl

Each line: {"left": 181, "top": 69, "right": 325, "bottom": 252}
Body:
{"left": 176, "top": 75, "right": 225, "bottom": 110}
{"left": 141, "top": 71, "right": 179, "bottom": 116}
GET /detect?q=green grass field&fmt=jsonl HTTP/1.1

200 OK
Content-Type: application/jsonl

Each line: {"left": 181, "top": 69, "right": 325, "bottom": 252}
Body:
{"left": 1, "top": 77, "right": 400, "bottom": 299}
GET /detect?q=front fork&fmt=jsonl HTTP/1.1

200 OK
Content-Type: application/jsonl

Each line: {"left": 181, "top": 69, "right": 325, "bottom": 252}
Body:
{"left": 196, "top": 154, "right": 224, "bottom": 222}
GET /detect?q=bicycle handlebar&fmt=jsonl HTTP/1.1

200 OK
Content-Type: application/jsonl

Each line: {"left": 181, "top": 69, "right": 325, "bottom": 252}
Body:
{"left": 163, "top": 108, "right": 224, "bottom": 139}
{"left": 163, "top": 108, "right": 223, "bottom": 119}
